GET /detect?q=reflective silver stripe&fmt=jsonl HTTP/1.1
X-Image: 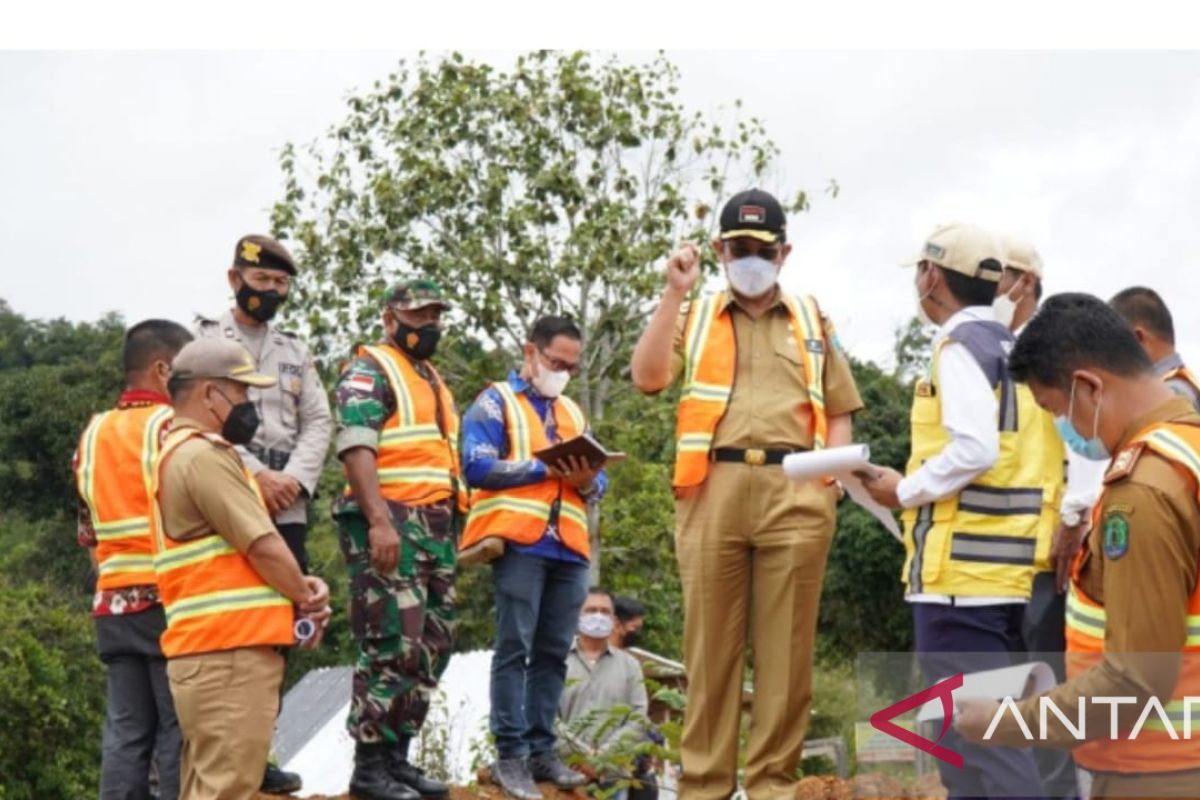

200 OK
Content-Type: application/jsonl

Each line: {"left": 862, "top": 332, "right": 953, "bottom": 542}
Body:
{"left": 950, "top": 532, "right": 1036, "bottom": 566}
{"left": 958, "top": 485, "right": 1043, "bottom": 516}
{"left": 998, "top": 378, "right": 1018, "bottom": 432}
{"left": 909, "top": 503, "right": 934, "bottom": 592}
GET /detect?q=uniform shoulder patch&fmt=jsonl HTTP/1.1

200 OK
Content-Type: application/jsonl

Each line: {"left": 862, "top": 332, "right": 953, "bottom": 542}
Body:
{"left": 1103, "top": 442, "right": 1146, "bottom": 484}
{"left": 1101, "top": 511, "right": 1130, "bottom": 560}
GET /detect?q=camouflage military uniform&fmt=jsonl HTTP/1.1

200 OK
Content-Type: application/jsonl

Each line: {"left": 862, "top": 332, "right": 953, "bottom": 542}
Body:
{"left": 333, "top": 354, "right": 456, "bottom": 744}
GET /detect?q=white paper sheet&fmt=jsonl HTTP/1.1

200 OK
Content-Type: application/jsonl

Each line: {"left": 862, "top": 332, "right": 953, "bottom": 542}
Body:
{"left": 917, "top": 662, "right": 1058, "bottom": 722}
{"left": 782, "top": 445, "right": 903, "bottom": 541}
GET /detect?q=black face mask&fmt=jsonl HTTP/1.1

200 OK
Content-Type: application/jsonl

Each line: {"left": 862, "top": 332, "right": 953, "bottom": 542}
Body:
{"left": 622, "top": 628, "right": 643, "bottom": 648}
{"left": 236, "top": 282, "right": 286, "bottom": 323}
{"left": 393, "top": 322, "right": 442, "bottom": 361}
{"left": 211, "top": 386, "right": 260, "bottom": 445}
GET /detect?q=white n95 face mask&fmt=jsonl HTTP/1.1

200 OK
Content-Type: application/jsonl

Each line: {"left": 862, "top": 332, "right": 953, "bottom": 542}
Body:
{"left": 992, "top": 289, "right": 1019, "bottom": 329}
{"left": 727, "top": 256, "right": 779, "bottom": 299}
{"left": 532, "top": 368, "right": 570, "bottom": 398}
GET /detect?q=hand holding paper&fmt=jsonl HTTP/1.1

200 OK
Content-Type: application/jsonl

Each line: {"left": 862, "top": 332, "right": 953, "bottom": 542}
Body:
{"left": 782, "top": 445, "right": 902, "bottom": 542}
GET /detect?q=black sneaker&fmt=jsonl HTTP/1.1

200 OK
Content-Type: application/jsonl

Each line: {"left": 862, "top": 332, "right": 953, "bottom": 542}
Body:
{"left": 260, "top": 762, "right": 303, "bottom": 795}
{"left": 491, "top": 757, "right": 543, "bottom": 800}
{"left": 528, "top": 752, "right": 587, "bottom": 790}
{"left": 389, "top": 756, "right": 450, "bottom": 799}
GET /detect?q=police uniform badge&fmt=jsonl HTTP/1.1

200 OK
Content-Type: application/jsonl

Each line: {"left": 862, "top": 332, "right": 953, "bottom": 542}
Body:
{"left": 241, "top": 241, "right": 262, "bottom": 264}
{"left": 1102, "top": 511, "right": 1130, "bottom": 560}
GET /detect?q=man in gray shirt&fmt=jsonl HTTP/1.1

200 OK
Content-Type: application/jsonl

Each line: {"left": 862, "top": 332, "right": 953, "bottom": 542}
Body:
{"left": 559, "top": 588, "right": 652, "bottom": 799}
{"left": 1111, "top": 286, "right": 1200, "bottom": 410}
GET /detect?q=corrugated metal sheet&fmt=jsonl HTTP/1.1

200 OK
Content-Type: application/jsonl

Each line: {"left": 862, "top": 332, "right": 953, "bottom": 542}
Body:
{"left": 273, "top": 666, "right": 353, "bottom": 766}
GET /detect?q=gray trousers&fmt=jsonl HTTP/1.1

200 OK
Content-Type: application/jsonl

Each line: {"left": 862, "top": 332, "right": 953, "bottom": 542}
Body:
{"left": 95, "top": 606, "right": 181, "bottom": 800}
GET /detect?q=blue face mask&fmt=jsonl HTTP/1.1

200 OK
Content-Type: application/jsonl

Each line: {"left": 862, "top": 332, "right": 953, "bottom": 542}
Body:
{"left": 1053, "top": 378, "right": 1110, "bottom": 461}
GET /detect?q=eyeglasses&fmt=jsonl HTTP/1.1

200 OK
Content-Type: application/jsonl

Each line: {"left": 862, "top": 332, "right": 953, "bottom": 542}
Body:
{"left": 539, "top": 349, "right": 581, "bottom": 377}
{"left": 728, "top": 243, "right": 780, "bottom": 261}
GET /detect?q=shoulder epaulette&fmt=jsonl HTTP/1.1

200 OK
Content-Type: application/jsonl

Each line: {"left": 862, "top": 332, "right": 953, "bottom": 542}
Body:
{"left": 1104, "top": 442, "right": 1146, "bottom": 484}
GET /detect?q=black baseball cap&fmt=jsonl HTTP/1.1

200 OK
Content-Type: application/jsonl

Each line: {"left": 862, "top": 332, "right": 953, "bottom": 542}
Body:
{"left": 719, "top": 188, "right": 787, "bottom": 244}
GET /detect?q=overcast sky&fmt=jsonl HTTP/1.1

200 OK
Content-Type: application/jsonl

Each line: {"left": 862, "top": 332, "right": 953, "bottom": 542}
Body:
{"left": 3, "top": 50, "right": 1199, "bottom": 366}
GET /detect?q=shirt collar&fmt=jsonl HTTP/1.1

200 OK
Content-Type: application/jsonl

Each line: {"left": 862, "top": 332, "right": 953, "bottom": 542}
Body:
{"left": 570, "top": 637, "right": 613, "bottom": 658}
{"left": 1153, "top": 352, "right": 1185, "bottom": 376}
{"left": 1116, "top": 395, "right": 1198, "bottom": 453}
{"left": 117, "top": 389, "right": 171, "bottom": 408}
{"left": 720, "top": 286, "right": 786, "bottom": 313}
{"left": 937, "top": 305, "right": 996, "bottom": 339}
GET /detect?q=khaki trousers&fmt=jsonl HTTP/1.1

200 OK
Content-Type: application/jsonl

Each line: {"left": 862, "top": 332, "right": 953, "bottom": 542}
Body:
{"left": 167, "top": 646, "right": 284, "bottom": 800}
{"left": 674, "top": 461, "right": 837, "bottom": 800}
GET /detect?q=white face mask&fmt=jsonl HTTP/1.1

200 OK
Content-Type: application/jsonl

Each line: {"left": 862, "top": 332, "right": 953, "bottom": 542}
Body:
{"left": 915, "top": 273, "right": 935, "bottom": 326}
{"left": 532, "top": 366, "right": 570, "bottom": 398}
{"left": 726, "top": 255, "right": 779, "bottom": 299}
{"left": 992, "top": 286, "right": 1020, "bottom": 329}
{"left": 579, "top": 612, "right": 614, "bottom": 639}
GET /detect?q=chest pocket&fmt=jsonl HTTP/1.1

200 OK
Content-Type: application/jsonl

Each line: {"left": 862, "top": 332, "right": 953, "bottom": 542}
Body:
{"left": 277, "top": 361, "right": 303, "bottom": 431}
{"left": 771, "top": 330, "right": 811, "bottom": 401}
{"left": 911, "top": 381, "right": 942, "bottom": 427}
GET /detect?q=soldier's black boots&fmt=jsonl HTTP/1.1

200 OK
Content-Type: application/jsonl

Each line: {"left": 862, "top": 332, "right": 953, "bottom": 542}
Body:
{"left": 351, "top": 743, "right": 420, "bottom": 800}
{"left": 388, "top": 737, "right": 450, "bottom": 799}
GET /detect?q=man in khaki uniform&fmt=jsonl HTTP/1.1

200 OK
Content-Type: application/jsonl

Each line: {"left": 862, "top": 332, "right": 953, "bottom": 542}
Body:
{"left": 631, "top": 189, "right": 862, "bottom": 800}
{"left": 156, "top": 338, "right": 331, "bottom": 800}
{"left": 1109, "top": 286, "right": 1200, "bottom": 411}
{"left": 956, "top": 293, "right": 1200, "bottom": 799}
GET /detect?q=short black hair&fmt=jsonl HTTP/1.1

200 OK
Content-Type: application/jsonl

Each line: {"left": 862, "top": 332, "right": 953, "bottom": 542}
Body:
{"left": 529, "top": 316, "right": 582, "bottom": 349}
{"left": 123, "top": 319, "right": 192, "bottom": 377}
{"left": 1110, "top": 286, "right": 1174, "bottom": 344}
{"left": 586, "top": 586, "right": 615, "bottom": 605}
{"left": 614, "top": 596, "right": 646, "bottom": 623}
{"left": 1009, "top": 293, "right": 1153, "bottom": 391}
{"left": 937, "top": 263, "right": 1000, "bottom": 308}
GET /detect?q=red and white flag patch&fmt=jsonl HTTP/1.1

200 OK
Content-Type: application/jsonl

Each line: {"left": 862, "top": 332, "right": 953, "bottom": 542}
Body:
{"left": 738, "top": 205, "right": 766, "bottom": 224}
{"left": 348, "top": 375, "right": 376, "bottom": 394}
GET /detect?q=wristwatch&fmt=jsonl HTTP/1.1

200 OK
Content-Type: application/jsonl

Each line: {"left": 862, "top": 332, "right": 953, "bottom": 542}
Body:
{"left": 1061, "top": 509, "right": 1084, "bottom": 527}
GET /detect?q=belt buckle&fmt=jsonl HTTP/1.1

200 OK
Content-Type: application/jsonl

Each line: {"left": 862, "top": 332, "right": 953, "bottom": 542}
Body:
{"left": 744, "top": 448, "right": 767, "bottom": 466}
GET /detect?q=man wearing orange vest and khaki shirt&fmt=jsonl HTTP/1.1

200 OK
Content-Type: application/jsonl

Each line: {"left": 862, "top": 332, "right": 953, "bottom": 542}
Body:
{"left": 154, "top": 338, "right": 331, "bottom": 800}
{"left": 459, "top": 315, "right": 607, "bottom": 800}
{"left": 631, "top": 189, "right": 863, "bottom": 800}
{"left": 332, "top": 280, "right": 464, "bottom": 800}
{"left": 75, "top": 319, "right": 193, "bottom": 800}
{"left": 955, "top": 293, "right": 1200, "bottom": 799}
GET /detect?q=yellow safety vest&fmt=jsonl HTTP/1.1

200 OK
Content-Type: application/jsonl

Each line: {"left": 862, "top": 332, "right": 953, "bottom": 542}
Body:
{"left": 901, "top": 326, "right": 1050, "bottom": 597}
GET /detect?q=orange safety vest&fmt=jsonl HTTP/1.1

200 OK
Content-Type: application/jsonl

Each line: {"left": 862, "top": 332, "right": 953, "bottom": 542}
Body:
{"left": 151, "top": 426, "right": 294, "bottom": 658}
{"left": 459, "top": 380, "right": 591, "bottom": 559}
{"left": 75, "top": 404, "right": 174, "bottom": 591}
{"left": 1065, "top": 421, "right": 1200, "bottom": 773}
{"left": 343, "top": 344, "right": 465, "bottom": 510}
{"left": 673, "top": 290, "right": 829, "bottom": 488}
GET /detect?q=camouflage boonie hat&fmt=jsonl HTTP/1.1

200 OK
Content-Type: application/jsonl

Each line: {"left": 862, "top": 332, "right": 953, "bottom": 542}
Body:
{"left": 387, "top": 278, "right": 451, "bottom": 311}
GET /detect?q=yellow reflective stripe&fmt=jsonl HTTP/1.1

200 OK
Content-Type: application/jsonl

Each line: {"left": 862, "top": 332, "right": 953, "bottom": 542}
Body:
{"left": 98, "top": 553, "right": 156, "bottom": 575}
{"left": 1144, "top": 430, "right": 1200, "bottom": 488}
{"left": 379, "top": 424, "right": 444, "bottom": 444}
{"left": 560, "top": 502, "right": 589, "bottom": 529}
{"left": 76, "top": 411, "right": 110, "bottom": 527}
{"left": 364, "top": 345, "right": 415, "bottom": 426}
{"left": 677, "top": 433, "right": 713, "bottom": 452}
{"left": 557, "top": 395, "right": 586, "bottom": 433}
{"left": 95, "top": 522, "right": 152, "bottom": 542}
{"left": 377, "top": 467, "right": 453, "bottom": 485}
{"left": 154, "top": 536, "right": 238, "bottom": 574}
{"left": 1188, "top": 615, "right": 1200, "bottom": 647}
{"left": 683, "top": 295, "right": 718, "bottom": 389}
{"left": 164, "top": 586, "right": 291, "bottom": 625}
{"left": 471, "top": 496, "right": 553, "bottom": 518}
{"left": 682, "top": 382, "right": 732, "bottom": 401}
{"left": 1142, "top": 699, "right": 1200, "bottom": 730}
{"left": 1065, "top": 589, "right": 1106, "bottom": 639}
{"left": 140, "top": 407, "right": 172, "bottom": 495}
{"left": 793, "top": 293, "right": 827, "bottom": 405}
{"left": 495, "top": 382, "right": 532, "bottom": 462}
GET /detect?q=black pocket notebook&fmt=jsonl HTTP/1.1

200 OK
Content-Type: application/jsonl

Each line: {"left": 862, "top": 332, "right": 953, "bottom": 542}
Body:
{"left": 534, "top": 433, "right": 626, "bottom": 467}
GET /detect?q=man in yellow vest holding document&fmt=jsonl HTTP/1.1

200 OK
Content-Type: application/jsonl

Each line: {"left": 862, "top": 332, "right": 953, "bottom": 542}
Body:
{"left": 632, "top": 189, "right": 863, "bottom": 800}
{"left": 862, "top": 222, "right": 1045, "bottom": 798}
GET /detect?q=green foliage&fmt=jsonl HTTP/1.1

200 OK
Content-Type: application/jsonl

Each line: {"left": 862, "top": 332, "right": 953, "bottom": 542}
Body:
{"left": 816, "top": 359, "right": 916, "bottom": 663}
{"left": 0, "top": 583, "right": 105, "bottom": 799}
{"left": 271, "top": 49, "right": 812, "bottom": 426}
{"left": 0, "top": 300, "right": 125, "bottom": 517}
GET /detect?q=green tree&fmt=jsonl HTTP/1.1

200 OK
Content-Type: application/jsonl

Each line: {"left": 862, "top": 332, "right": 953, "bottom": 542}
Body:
{"left": 0, "top": 583, "right": 105, "bottom": 799}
